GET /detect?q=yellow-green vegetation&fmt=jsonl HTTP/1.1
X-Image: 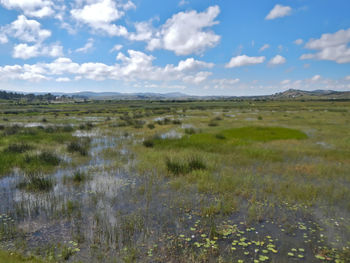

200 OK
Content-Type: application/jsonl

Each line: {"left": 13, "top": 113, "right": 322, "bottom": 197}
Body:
{"left": 0, "top": 250, "right": 43, "bottom": 263}
{"left": 0, "top": 99, "right": 349, "bottom": 262}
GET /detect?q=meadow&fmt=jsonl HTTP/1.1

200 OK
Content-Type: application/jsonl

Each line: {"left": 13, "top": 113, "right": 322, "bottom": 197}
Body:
{"left": 0, "top": 99, "right": 349, "bottom": 262}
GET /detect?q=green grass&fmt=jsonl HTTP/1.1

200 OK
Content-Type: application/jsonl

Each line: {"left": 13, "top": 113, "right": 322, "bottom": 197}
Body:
{"left": 166, "top": 156, "right": 206, "bottom": 175}
{"left": 0, "top": 99, "right": 349, "bottom": 262}
{"left": 149, "top": 126, "right": 307, "bottom": 153}
{"left": 0, "top": 126, "right": 79, "bottom": 177}
{"left": 0, "top": 251, "right": 44, "bottom": 263}
{"left": 220, "top": 126, "right": 308, "bottom": 141}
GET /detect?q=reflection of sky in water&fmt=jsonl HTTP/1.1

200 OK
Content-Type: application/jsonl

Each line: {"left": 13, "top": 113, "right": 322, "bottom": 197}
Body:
{"left": 160, "top": 130, "right": 183, "bottom": 139}
{"left": 0, "top": 132, "right": 135, "bottom": 246}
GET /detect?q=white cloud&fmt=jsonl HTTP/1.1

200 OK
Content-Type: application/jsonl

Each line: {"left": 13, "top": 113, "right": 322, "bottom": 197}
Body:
{"left": 174, "top": 58, "right": 214, "bottom": 71}
{"left": 128, "top": 21, "right": 153, "bottom": 41}
{"left": 13, "top": 42, "right": 63, "bottom": 59}
{"left": 0, "top": 50, "right": 214, "bottom": 84}
{"left": 311, "top": 74, "right": 321, "bottom": 82}
{"left": 300, "top": 28, "right": 350, "bottom": 64}
{"left": 71, "top": 0, "right": 128, "bottom": 36}
{"left": 268, "top": 55, "right": 286, "bottom": 66}
{"left": 1, "top": 15, "right": 51, "bottom": 43}
{"left": 0, "top": 0, "right": 55, "bottom": 18}
{"left": 178, "top": 0, "right": 189, "bottom": 6}
{"left": 110, "top": 44, "right": 123, "bottom": 52}
{"left": 225, "top": 55, "right": 265, "bottom": 68}
{"left": 280, "top": 79, "right": 290, "bottom": 85}
{"left": 146, "top": 6, "right": 221, "bottom": 55}
{"left": 0, "top": 33, "right": 8, "bottom": 44}
{"left": 294, "top": 39, "right": 303, "bottom": 45}
{"left": 0, "top": 64, "right": 48, "bottom": 82}
{"left": 183, "top": 71, "right": 212, "bottom": 84}
{"left": 259, "top": 44, "right": 270, "bottom": 52}
{"left": 345, "top": 76, "right": 350, "bottom": 81}
{"left": 76, "top": 38, "right": 94, "bottom": 53}
{"left": 120, "top": 0, "right": 135, "bottom": 10}
{"left": 265, "top": 4, "right": 292, "bottom": 20}
{"left": 56, "top": 77, "right": 71, "bottom": 82}
{"left": 212, "top": 78, "right": 240, "bottom": 89}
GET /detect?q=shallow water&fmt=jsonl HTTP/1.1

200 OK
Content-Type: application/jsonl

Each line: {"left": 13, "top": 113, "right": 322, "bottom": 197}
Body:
{"left": 0, "top": 126, "right": 349, "bottom": 262}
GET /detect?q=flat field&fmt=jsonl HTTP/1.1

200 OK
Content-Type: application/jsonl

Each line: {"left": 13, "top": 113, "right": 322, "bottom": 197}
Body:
{"left": 0, "top": 100, "right": 349, "bottom": 262}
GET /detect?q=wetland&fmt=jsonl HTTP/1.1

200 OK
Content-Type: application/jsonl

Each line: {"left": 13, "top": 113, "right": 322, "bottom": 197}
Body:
{"left": 0, "top": 99, "right": 349, "bottom": 263}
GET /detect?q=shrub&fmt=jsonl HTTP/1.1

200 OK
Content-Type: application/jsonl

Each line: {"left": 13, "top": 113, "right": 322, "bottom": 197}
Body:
{"left": 213, "top": 116, "right": 223, "bottom": 121}
{"left": 208, "top": 121, "right": 218, "bottom": 127}
{"left": 143, "top": 139, "right": 154, "bottom": 148}
{"left": 133, "top": 120, "right": 145, "bottom": 129}
{"left": 215, "top": 134, "right": 226, "bottom": 140}
{"left": 184, "top": 128, "right": 197, "bottom": 135}
{"left": 147, "top": 123, "right": 155, "bottom": 129}
{"left": 62, "top": 125, "right": 74, "bottom": 132}
{"left": 172, "top": 119, "right": 182, "bottom": 125}
{"left": 5, "top": 143, "right": 32, "bottom": 153}
{"left": 3, "top": 125, "right": 20, "bottom": 135}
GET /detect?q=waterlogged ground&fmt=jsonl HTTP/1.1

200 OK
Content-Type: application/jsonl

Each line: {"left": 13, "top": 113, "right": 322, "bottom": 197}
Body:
{"left": 0, "top": 100, "right": 349, "bottom": 262}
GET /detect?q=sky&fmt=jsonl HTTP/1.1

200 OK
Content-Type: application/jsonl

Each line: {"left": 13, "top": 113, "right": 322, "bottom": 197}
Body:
{"left": 0, "top": 0, "right": 350, "bottom": 96}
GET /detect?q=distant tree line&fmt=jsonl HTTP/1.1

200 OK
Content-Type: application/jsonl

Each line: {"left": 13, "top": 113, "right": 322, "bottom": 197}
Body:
{"left": 0, "top": 90, "right": 65, "bottom": 101}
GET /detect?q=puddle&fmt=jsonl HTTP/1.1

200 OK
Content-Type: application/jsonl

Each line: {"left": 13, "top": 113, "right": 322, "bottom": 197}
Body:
{"left": 160, "top": 130, "right": 183, "bottom": 139}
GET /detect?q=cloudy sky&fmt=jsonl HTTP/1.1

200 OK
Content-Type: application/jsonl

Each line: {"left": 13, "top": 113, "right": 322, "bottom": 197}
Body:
{"left": 0, "top": 0, "right": 350, "bottom": 95}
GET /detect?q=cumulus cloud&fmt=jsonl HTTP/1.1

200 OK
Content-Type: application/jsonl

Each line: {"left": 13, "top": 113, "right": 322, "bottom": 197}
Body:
{"left": 280, "top": 79, "right": 291, "bottom": 85}
{"left": 0, "top": 0, "right": 55, "bottom": 18}
{"left": 311, "top": 74, "right": 321, "bottom": 82}
{"left": 294, "top": 39, "right": 303, "bottom": 45}
{"left": 71, "top": 0, "right": 129, "bottom": 36}
{"left": 345, "top": 76, "right": 350, "bottom": 81}
{"left": 1, "top": 15, "right": 51, "bottom": 43}
{"left": 0, "top": 15, "right": 63, "bottom": 59}
{"left": 265, "top": 4, "right": 292, "bottom": 20}
{"left": 127, "top": 21, "right": 154, "bottom": 41}
{"left": 268, "top": 55, "right": 286, "bottom": 66}
{"left": 0, "top": 50, "right": 214, "bottom": 84}
{"left": 212, "top": 78, "right": 240, "bottom": 89}
{"left": 110, "top": 44, "right": 123, "bottom": 52}
{"left": 13, "top": 42, "right": 63, "bottom": 59}
{"left": 146, "top": 6, "right": 221, "bottom": 55}
{"left": 0, "top": 33, "right": 8, "bottom": 44}
{"left": 76, "top": 38, "right": 94, "bottom": 53}
{"left": 174, "top": 58, "right": 214, "bottom": 71}
{"left": 183, "top": 71, "right": 212, "bottom": 84}
{"left": 0, "top": 64, "right": 48, "bottom": 82}
{"left": 56, "top": 77, "right": 71, "bottom": 82}
{"left": 300, "top": 28, "right": 350, "bottom": 64}
{"left": 259, "top": 44, "right": 270, "bottom": 52}
{"left": 225, "top": 55, "right": 265, "bottom": 68}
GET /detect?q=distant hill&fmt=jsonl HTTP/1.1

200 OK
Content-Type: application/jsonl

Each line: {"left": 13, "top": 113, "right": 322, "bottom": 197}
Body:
{"left": 1, "top": 89, "right": 350, "bottom": 101}
{"left": 64, "top": 91, "right": 197, "bottom": 100}
{"left": 269, "top": 89, "right": 350, "bottom": 100}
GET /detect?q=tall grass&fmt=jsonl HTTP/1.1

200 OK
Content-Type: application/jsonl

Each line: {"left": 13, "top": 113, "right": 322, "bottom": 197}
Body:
{"left": 18, "top": 173, "right": 54, "bottom": 192}
{"left": 166, "top": 156, "right": 206, "bottom": 175}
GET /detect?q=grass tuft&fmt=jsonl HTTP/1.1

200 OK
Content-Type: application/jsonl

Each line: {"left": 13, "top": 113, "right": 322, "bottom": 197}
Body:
{"left": 18, "top": 173, "right": 54, "bottom": 192}
{"left": 166, "top": 156, "right": 206, "bottom": 176}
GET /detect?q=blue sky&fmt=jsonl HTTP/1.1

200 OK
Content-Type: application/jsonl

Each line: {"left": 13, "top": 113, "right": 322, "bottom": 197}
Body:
{"left": 0, "top": 0, "right": 349, "bottom": 95}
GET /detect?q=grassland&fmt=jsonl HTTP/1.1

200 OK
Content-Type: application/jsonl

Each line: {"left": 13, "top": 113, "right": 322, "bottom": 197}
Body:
{"left": 0, "top": 99, "right": 349, "bottom": 262}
